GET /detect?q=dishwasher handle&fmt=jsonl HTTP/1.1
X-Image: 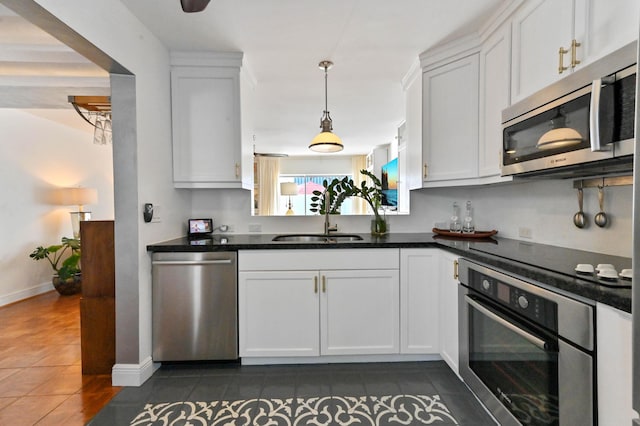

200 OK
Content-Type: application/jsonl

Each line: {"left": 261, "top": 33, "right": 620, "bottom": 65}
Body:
{"left": 152, "top": 259, "right": 233, "bottom": 266}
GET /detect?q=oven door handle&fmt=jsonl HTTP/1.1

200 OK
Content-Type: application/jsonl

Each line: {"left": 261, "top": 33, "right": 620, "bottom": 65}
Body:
{"left": 465, "top": 295, "right": 553, "bottom": 352}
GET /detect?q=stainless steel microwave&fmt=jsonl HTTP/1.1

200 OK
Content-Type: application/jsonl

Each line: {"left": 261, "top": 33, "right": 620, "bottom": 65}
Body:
{"left": 501, "top": 41, "right": 636, "bottom": 178}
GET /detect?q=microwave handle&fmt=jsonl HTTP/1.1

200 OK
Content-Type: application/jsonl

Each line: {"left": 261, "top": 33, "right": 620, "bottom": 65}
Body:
{"left": 589, "top": 78, "right": 604, "bottom": 151}
{"left": 589, "top": 76, "right": 616, "bottom": 152}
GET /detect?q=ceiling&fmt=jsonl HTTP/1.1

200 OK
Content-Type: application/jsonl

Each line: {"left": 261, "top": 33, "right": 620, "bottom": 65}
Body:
{"left": 1, "top": 0, "right": 505, "bottom": 155}
{"left": 0, "top": 4, "right": 109, "bottom": 128}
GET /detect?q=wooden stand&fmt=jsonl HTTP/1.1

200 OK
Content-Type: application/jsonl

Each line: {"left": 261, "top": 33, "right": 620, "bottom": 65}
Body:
{"left": 79, "top": 220, "right": 115, "bottom": 375}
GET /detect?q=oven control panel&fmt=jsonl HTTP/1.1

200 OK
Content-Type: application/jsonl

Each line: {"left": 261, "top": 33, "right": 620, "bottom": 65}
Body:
{"left": 470, "top": 271, "right": 558, "bottom": 331}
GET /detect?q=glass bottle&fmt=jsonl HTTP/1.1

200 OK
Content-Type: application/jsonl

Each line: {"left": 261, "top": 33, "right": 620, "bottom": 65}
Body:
{"left": 449, "top": 202, "right": 461, "bottom": 233}
{"left": 463, "top": 200, "right": 475, "bottom": 234}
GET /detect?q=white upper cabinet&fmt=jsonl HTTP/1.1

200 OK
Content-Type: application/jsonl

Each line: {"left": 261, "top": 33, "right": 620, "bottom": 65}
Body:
{"left": 402, "top": 62, "right": 424, "bottom": 191}
{"left": 479, "top": 24, "right": 512, "bottom": 178}
{"left": 511, "top": 0, "right": 640, "bottom": 103}
{"left": 574, "top": 0, "right": 640, "bottom": 66}
{"left": 422, "top": 54, "right": 479, "bottom": 183}
{"left": 511, "top": 0, "right": 574, "bottom": 103}
{"left": 170, "top": 52, "right": 252, "bottom": 189}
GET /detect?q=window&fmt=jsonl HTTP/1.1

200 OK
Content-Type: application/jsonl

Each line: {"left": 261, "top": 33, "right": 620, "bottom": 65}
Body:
{"left": 279, "top": 175, "right": 353, "bottom": 215}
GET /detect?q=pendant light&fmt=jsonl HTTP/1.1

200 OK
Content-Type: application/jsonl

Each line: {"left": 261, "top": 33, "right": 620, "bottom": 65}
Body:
{"left": 309, "top": 60, "right": 343, "bottom": 153}
{"left": 537, "top": 108, "right": 582, "bottom": 150}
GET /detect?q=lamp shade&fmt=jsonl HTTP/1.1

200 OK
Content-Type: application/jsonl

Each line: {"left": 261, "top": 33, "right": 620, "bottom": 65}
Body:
{"left": 309, "top": 131, "right": 344, "bottom": 153}
{"left": 54, "top": 187, "right": 98, "bottom": 207}
{"left": 280, "top": 182, "right": 298, "bottom": 196}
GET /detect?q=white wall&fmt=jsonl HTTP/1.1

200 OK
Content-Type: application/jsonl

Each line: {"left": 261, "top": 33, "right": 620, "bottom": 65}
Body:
{"left": 0, "top": 108, "right": 114, "bottom": 304}
{"left": 280, "top": 156, "right": 354, "bottom": 175}
{"left": 191, "top": 177, "right": 632, "bottom": 257}
{"left": 32, "top": 0, "right": 189, "bottom": 379}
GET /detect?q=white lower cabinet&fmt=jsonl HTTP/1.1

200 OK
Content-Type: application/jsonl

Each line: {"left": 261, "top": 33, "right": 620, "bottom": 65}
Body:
{"left": 239, "top": 248, "right": 460, "bottom": 366}
{"left": 400, "top": 249, "right": 439, "bottom": 354}
{"left": 238, "top": 270, "right": 319, "bottom": 357}
{"left": 596, "top": 303, "right": 638, "bottom": 425}
{"left": 321, "top": 269, "right": 399, "bottom": 355}
{"left": 438, "top": 251, "right": 460, "bottom": 374}
{"left": 238, "top": 249, "right": 400, "bottom": 358}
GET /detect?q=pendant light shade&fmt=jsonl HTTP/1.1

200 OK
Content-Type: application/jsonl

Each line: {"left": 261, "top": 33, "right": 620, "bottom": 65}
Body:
{"left": 310, "top": 60, "right": 343, "bottom": 153}
{"left": 537, "top": 108, "right": 582, "bottom": 150}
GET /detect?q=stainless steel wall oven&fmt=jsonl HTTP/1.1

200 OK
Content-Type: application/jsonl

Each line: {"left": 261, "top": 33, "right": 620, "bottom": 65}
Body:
{"left": 458, "top": 259, "right": 595, "bottom": 426}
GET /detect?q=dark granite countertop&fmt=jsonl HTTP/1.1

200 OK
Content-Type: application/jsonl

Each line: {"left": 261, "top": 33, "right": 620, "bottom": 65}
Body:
{"left": 147, "top": 233, "right": 632, "bottom": 313}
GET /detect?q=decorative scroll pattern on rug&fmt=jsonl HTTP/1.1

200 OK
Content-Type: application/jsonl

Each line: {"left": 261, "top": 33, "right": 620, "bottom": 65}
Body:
{"left": 508, "top": 394, "right": 558, "bottom": 425}
{"left": 130, "top": 394, "right": 459, "bottom": 425}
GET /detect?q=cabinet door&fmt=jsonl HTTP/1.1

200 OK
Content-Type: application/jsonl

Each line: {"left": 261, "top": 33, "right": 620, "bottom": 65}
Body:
{"left": 400, "top": 249, "right": 439, "bottom": 354}
{"left": 479, "top": 24, "right": 511, "bottom": 177}
{"left": 439, "top": 251, "right": 459, "bottom": 374}
{"left": 404, "top": 69, "right": 424, "bottom": 190}
{"left": 171, "top": 66, "right": 242, "bottom": 188}
{"left": 422, "top": 54, "right": 479, "bottom": 182}
{"left": 511, "top": 0, "right": 574, "bottom": 103}
{"left": 239, "top": 271, "right": 319, "bottom": 357}
{"left": 596, "top": 303, "right": 637, "bottom": 425}
{"left": 574, "top": 0, "right": 640, "bottom": 67}
{"left": 321, "top": 269, "right": 399, "bottom": 355}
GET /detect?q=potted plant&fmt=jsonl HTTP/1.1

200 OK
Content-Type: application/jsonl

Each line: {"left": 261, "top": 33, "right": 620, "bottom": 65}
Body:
{"left": 310, "top": 169, "right": 388, "bottom": 235}
{"left": 29, "top": 237, "right": 82, "bottom": 295}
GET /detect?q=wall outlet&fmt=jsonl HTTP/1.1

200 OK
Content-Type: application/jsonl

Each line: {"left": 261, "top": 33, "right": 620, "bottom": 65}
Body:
{"left": 519, "top": 227, "right": 532, "bottom": 239}
{"left": 248, "top": 223, "right": 262, "bottom": 233}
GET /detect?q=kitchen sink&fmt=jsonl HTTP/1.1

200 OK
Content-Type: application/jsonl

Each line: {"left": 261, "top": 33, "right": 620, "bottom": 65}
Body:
{"left": 272, "top": 234, "right": 364, "bottom": 242}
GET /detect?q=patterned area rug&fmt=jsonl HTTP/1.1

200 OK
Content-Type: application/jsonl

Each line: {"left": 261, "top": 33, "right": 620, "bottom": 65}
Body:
{"left": 130, "top": 394, "right": 459, "bottom": 425}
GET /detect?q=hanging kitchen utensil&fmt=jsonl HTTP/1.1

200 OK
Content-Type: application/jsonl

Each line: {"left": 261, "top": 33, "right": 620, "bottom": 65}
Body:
{"left": 573, "top": 188, "right": 586, "bottom": 228}
{"left": 594, "top": 186, "right": 608, "bottom": 227}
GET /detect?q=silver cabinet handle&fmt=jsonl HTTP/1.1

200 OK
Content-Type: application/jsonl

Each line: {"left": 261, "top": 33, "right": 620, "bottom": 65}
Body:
{"left": 314, "top": 276, "right": 318, "bottom": 293}
{"left": 465, "top": 295, "right": 551, "bottom": 351}
{"left": 152, "top": 259, "right": 233, "bottom": 266}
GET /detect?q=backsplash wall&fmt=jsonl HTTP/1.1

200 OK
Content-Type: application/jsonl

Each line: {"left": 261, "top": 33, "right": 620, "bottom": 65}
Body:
{"left": 190, "top": 177, "right": 632, "bottom": 258}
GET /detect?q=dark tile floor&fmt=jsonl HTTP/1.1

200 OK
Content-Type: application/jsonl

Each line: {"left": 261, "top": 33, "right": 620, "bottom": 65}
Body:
{"left": 89, "top": 361, "right": 496, "bottom": 425}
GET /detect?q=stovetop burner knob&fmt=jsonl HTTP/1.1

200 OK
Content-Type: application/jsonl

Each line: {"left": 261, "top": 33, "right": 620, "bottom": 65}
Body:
{"left": 518, "top": 295, "right": 529, "bottom": 309}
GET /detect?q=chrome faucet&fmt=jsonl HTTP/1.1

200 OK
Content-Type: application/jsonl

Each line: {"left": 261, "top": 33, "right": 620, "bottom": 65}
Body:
{"left": 324, "top": 190, "right": 338, "bottom": 235}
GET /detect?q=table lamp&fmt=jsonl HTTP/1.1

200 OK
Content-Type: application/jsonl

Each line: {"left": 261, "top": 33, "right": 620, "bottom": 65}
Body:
{"left": 55, "top": 187, "right": 98, "bottom": 238}
{"left": 280, "top": 182, "right": 298, "bottom": 215}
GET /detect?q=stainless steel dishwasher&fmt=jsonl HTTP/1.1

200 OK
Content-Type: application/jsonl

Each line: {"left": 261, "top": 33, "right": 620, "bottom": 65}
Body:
{"left": 152, "top": 251, "right": 238, "bottom": 361}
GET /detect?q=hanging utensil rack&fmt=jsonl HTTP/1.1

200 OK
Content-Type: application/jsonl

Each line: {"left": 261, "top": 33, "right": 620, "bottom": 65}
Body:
{"left": 573, "top": 175, "right": 633, "bottom": 189}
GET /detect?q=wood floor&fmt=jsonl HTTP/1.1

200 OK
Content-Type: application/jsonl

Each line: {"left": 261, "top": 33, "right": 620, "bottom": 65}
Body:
{"left": 0, "top": 291, "right": 121, "bottom": 425}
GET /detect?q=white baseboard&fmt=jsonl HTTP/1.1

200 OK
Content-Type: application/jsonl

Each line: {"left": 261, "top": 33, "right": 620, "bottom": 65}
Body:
{"left": 0, "top": 282, "right": 53, "bottom": 307}
{"left": 112, "top": 356, "right": 161, "bottom": 387}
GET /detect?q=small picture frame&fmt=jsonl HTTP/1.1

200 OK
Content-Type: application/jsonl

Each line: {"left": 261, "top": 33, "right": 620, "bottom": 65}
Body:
{"left": 188, "top": 218, "right": 213, "bottom": 236}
